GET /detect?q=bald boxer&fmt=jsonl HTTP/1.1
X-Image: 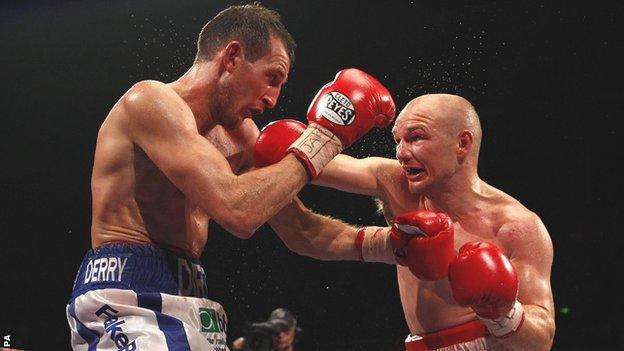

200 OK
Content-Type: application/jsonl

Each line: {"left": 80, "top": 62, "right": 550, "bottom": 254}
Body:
{"left": 65, "top": 3, "right": 395, "bottom": 350}
{"left": 256, "top": 94, "right": 555, "bottom": 350}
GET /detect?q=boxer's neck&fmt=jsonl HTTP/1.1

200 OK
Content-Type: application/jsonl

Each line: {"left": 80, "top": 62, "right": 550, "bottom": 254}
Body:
{"left": 169, "top": 62, "right": 219, "bottom": 133}
{"left": 423, "top": 174, "right": 486, "bottom": 219}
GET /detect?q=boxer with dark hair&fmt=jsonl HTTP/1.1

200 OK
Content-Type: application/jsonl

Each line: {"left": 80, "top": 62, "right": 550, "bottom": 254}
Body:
{"left": 256, "top": 94, "right": 555, "bottom": 350}
{"left": 65, "top": 3, "right": 395, "bottom": 350}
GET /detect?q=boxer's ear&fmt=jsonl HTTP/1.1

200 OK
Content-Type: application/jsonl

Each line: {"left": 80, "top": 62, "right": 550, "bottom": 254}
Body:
{"left": 221, "top": 41, "right": 244, "bottom": 73}
{"left": 457, "top": 130, "right": 473, "bottom": 162}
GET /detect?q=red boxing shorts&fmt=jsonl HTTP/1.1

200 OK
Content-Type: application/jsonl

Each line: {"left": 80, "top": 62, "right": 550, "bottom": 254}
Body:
{"left": 404, "top": 319, "right": 489, "bottom": 351}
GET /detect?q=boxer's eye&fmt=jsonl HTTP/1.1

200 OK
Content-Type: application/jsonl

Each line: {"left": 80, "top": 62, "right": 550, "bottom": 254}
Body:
{"left": 408, "top": 133, "right": 424, "bottom": 142}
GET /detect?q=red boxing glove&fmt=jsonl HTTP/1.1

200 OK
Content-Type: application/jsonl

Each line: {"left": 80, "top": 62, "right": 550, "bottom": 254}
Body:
{"left": 306, "top": 68, "right": 396, "bottom": 148}
{"left": 287, "top": 68, "right": 395, "bottom": 179}
{"left": 448, "top": 241, "right": 524, "bottom": 337}
{"left": 353, "top": 210, "right": 454, "bottom": 279}
{"left": 389, "top": 210, "right": 455, "bottom": 280}
{"left": 253, "top": 119, "right": 306, "bottom": 168}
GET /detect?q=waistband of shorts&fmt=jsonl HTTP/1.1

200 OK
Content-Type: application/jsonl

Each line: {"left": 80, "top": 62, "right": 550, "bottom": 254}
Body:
{"left": 405, "top": 319, "right": 489, "bottom": 351}
{"left": 70, "top": 242, "right": 207, "bottom": 301}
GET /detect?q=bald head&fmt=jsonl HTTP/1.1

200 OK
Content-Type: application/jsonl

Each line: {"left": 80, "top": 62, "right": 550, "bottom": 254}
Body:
{"left": 397, "top": 94, "right": 482, "bottom": 155}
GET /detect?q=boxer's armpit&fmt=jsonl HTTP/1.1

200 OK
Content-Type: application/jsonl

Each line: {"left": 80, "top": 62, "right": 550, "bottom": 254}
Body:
{"left": 374, "top": 196, "right": 394, "bottom": 223}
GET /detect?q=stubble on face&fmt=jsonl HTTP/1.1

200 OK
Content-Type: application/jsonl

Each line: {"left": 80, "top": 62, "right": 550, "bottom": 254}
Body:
{"left": 211, "top": 63, "right": 251, "bottom": 130}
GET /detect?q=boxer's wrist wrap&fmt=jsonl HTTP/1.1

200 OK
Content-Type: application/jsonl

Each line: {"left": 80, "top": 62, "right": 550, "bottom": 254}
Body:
{"left": 479, "top": 299, "right": 525, "bottom": 338}
{"left": 355, "top": 226, "right": 395, "bottom": 264}
{"left": 287, "top": 123, "right": 343, "bottom": 179}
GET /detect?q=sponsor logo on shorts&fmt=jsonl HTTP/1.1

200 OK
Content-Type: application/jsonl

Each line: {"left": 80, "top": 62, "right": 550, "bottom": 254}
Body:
{"left": 95, "top": 304, "right": 137, "bottom": 351}
{"left": 199, "top": 307, "right": 227, "bottom": 334}
{"left": 320, "top": 91, "right": 356, "bottom": 126}
{"left": 84, "top": 257, "right": 129, "bottom": 284}
{"left": 207, "top": 333, "right": 227, "bottom": 350}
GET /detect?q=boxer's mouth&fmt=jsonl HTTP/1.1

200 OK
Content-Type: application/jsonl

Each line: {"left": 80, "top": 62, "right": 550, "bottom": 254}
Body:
{"left": 250, "top": 107, "right": 263, "bottom": 116}
{"left": 404, "top": 167, "right": 423, "bottom": 176}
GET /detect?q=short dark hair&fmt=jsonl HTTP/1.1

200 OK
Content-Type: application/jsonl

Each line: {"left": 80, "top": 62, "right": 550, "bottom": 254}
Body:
{"left": 195, "top": 2, "right": 295, "bottom": 65}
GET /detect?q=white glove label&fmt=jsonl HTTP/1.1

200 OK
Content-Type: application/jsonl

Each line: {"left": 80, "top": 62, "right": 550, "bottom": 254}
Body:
{"left": 320, "top": 91, "right": 355, "bottom": 126}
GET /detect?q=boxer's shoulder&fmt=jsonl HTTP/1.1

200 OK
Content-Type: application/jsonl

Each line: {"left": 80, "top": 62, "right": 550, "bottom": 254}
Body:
{"left": 482, "top": 183, "right": 534, "bottom": 224}
{"left": 113, "top": 80, "right": 196, "bottom": 138}
{"left": 381, "top": 158, "right": 421, "bottom": 208}
{"left": 373, "top": 156, "right": 402, "bottom": 174}
{"left": 491, "top": 192, "right": 542, "bottom": 234}
{"left": 368, "top": 158, "right": 410, "bottom": 211}
{"left": 494, "top": 202, "right": 551, "bottom": 260}
{"left": 373, "top": 157, "right": 405, "bottom": 190}
{"left": 122, "top": 80, "right": 186, "bottom": 113}
{"left": 126, "top": 79, "right": 171, "bottom": 97}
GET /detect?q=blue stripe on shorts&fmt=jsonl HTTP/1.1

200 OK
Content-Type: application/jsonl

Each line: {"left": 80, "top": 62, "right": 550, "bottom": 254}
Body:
{"left": 68, "top": 300, "right": 100, "bottom": 351}
{"left": 137, "top": 292, "right": 191, "bottom": 351}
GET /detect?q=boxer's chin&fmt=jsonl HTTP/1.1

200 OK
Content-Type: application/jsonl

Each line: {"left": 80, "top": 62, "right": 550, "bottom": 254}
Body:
{"left": 223, "top": 115, "right": 243, "bottom": 130}
{"left": 407, "top": 178, "right": 426, "bottom": 194}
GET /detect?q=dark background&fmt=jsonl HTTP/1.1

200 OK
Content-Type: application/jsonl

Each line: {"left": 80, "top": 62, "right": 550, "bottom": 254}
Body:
{"left": 1, "top": 0, "right": 622, "bottom": 350}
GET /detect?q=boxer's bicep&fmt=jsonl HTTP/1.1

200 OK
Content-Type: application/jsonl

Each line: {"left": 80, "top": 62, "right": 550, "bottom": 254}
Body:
{"left": 513, "top": 254, "right": 554, "bottom": 325}
{"left": 314, "top": 155, "right": 394, "bottom": 196}
{"left": 500, "top": 217, "right": 555, "bottom": 336}
{"left": 504, "top": 218, "right": 553, "bottom": 308}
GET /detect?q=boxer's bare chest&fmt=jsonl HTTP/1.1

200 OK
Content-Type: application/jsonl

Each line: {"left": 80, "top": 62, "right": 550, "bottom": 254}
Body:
{"left": 381, "top": 188, "right": 501, "bottom": 251}
{"left": 387, "top": 195, "right": 506, "bottom": 331}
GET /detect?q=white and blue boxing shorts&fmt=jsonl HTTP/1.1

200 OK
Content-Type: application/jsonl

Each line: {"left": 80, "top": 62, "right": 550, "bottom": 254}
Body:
{"left": 66, "top": 243, "right": 228, "bottom": 351}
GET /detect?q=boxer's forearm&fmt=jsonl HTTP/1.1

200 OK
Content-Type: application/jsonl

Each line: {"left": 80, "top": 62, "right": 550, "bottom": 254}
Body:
{"left": 269, "top": 197, "right": 360, "bottom": 261}
{"left": 488, "top": 305, "right": 555, "bottom": 351}
{"left": 216, "top": 155, "right": 308, "bottom": 237}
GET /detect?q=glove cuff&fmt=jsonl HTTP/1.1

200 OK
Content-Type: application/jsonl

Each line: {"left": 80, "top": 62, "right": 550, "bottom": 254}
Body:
{"left": 287, "top": 123, "right": 343, "bottom": 179}
{"left": 479, "top": 299, "right": 525, "bottom": 338}
{"left": 355, "top": 226, "right": 395, "bottom": 264}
